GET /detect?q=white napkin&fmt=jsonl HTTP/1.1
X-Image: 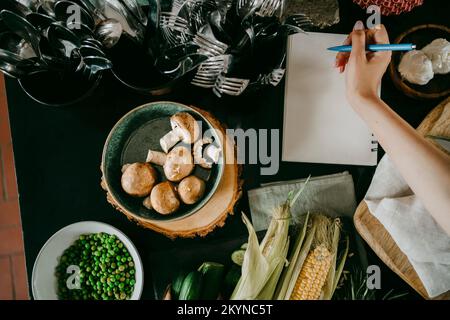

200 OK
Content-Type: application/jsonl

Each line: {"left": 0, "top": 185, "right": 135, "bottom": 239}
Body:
{"left": 365, "top": 155, "right": 450, "bottom": 298}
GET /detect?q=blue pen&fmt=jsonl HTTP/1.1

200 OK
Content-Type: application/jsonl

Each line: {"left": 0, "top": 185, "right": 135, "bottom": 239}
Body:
{"left": 327, "top": 43, "right": 416, "bottom": 52}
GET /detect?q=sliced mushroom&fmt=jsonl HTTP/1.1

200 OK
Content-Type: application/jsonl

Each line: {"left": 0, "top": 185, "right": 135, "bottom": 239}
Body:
{"left": 204, "top": 144, "right": 221, "bottom": 164}
{"left": 150, "top": 181, "right": 180, "bottom": 215}
{"left": 163, "top": 146, "right": 194, "bottom": 182}
{"left": 193, "top": 136, "right": 213, "bottom": 169}
{"left": 146, "top": 150, "right": 167, "bottom": 166}
{"left": 121, "top": 162, "right": 158, "bottom": 197}
{"left": 160, "top": 112, "right": 201, "bottom": 153}
{"left": 159, "top": 131, "right": 180, "bottom": 154}
{"left": 178, "top": 176, "right": 206, "bottom": 205}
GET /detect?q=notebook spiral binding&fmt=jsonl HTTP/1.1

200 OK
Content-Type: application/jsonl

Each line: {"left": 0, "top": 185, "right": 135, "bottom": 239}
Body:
{"left": 371, "top": 139, "right": 378, "bottom": 152}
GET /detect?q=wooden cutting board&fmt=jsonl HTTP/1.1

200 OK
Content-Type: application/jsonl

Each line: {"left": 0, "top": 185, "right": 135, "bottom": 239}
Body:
{"left": 102, "top": 106, "right": 243, "bottom": 239}
{"left": 354, "top": 96, "right": 450, "bottom": 300}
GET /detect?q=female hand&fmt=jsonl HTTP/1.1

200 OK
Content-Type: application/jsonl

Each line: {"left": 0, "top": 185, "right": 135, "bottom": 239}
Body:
{"left": 336, "top": 21, "right": 392, "bottom": 107}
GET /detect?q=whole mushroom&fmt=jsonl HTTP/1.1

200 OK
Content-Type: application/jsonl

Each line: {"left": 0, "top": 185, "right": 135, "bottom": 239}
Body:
{"left": 150, "top": 181, "right": 180, "bottom": 215}
{"left": 163, "top": 146, "right": 194, "bottom": 182}
{"left": 160, "top": 112, "right": 201, "bottom": 153}
{"left": 178, "top": 176, "right": 206, "bottom": 205}
{"left": 121, "top": 162, "right": 158, "bottom": 197}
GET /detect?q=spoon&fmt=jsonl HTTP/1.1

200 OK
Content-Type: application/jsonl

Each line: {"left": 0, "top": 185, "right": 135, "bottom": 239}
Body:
{"left": 145, "top": 0, "right": 161, "bottom": 57}
{"left": 156, "top": 52, "right": 208, "bottom": 79}
{"left": 96, "top": 0, "right": 145, "bottom": 43}
{"left": 82, "top": 56, "right": 113, "bottom": 73}
{"left": 66, "top": 21, "right": 95, "bottom": 40}
{"left": 47, "top": 23, "right": 81, "bottom": 59}
{"left": 26, "top": 13, "right": 56, "bottom": 34}
{"left": 168, "top": 54, "right": 209, "bottom": 79}
{"left": 76, "top": 55, "right": 112, "bottom": 80}
{"left": 77, "top": 0, "right": 106, "bottom": 22}
{"left": 79, "top": 44, "right": 106, "bottom": 58}
{"left": 17, "top": 0, "right": 40, "bottom": 11}
{"left": 1, "top": 0, "right": 33, "bottom": 17}
{"left": 209, "top": 10, "right": 232, "bottom": 44}
{"left": 120, "top": 0, "right": 148, "bottom": 26}
{"left": 0, "top": 10, "right": 42, "bottom": 60}
{"left": 0, "top": 32, "right": 37, "bottom": 60}
{"left": 37, "top": 0, "right": 57, "bottom": 17}
{"left": 0, "top": 49, "right": 43, "bottom": 78}
{"left": 54, "top": 1, "right": 96, "bottom": 30}
{"left": 94, "top": 19, "right": 123, "bottom": 49}
{"left": 82, "top": 38, "right": 103, "bottom": 49}
{"left": 39, "top": 36, "right": 68, "bottom": 69}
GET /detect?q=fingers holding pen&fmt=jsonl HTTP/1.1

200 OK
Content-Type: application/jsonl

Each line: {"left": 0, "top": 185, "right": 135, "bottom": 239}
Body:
{"left": 335, "top": 34, "right": 351, "bottom": 73}
{"left": 336, "top": 20, "right": 367, "bottom": 73}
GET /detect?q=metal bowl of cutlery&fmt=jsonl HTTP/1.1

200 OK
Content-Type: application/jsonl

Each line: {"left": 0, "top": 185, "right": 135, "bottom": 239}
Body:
{"left": 0, "top": 1, "right": 111, "bottom": 106}
{"left": 142, "top": 0, "right": 313, "bottom": 97}
{"left": 0, "top": 0, "right": 313, "bottom": 101}
{"left": 89, "top": 0, "right": 312, "bottom": 97}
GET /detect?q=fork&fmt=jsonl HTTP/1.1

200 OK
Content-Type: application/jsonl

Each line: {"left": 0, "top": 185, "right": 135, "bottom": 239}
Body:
{"left": 256, "top": 68, "right": 285, "bottom": 86}
{"left": 285, "top": 14, "right": 313, "bottom": 30}
{"left": 193, "top": 25, "right": 228, "bottom": 57}
{"left": 250, "top": 53, "right": 285, "bottom": 88}
{"left": 194, "top": 34, "right": 228, "bottom": 56}
{"left": 160, "top": 12, "right": 190, "bottom": 31}
{"left": 237, "top": 0, "right": 263, "bottom": 18}
{"left": 160, "top": 12, "right": 192, "bottom": 46}
{"left": 191, "top": 54, "right": 232, "bottom": 88}
{"left": 213, "top": 74, "right": 250, "bottom": 97}
{"left": 257, "top": 0, "right": 281, "bottom": 17}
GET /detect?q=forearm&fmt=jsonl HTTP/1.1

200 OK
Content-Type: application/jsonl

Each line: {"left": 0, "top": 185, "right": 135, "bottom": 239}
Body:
{"left": 352, "top": 96, "right": 450, "bottom": 235}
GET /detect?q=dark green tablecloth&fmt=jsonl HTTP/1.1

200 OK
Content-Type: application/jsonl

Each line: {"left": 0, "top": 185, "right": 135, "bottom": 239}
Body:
{"left": 5, "top": 0, "right": 448, "bottom": 299}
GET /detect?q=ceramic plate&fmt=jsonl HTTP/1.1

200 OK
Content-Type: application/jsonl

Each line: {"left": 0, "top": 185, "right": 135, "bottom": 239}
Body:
{"left": 32, "top": 221, "right": 144, "bottom": 300}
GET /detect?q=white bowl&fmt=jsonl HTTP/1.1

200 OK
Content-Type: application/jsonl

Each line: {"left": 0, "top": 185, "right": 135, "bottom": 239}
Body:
{"left": 32, "top": 221, "right": 144, "bottom": 300}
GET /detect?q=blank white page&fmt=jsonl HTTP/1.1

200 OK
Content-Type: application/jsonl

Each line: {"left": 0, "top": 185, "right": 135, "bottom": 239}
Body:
{"left": 282, "top": 32, "right": 378, "bottom": 166}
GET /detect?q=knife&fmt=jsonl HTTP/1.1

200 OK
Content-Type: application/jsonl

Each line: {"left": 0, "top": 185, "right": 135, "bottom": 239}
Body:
{"left": 428, "top": 135, "right": 450, "bottom": 153}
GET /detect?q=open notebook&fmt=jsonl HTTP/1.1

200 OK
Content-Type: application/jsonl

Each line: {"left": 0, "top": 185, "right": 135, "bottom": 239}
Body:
{"left": 282, "top": 32, "right": 378, "bottom": 166}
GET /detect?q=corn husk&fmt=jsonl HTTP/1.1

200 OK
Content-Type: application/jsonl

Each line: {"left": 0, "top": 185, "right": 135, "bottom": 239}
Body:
{"left": 277, "top": 214, "right": 345, "bottom": 300}
{"left": 230, "top": 213, "right": 273, "bottom": 299}
{"left": 274, "top": 212, "right": 311, "bottom": 300}
{"left": 256, "top": 238, "right": 290, "bottom": 300}
{"left": 332, "top": 235, "right": 349, "bottom": 295}
{"left": 231, "top": 178, "right": 310, "bottom": 300}
{"left": 322, "top": 221, "right": 348, "bottom": 299}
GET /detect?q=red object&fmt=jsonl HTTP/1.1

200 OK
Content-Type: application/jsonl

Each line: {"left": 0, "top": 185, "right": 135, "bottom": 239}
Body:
{"left": 353, "top": 0, "right": 424, "bottom": 15}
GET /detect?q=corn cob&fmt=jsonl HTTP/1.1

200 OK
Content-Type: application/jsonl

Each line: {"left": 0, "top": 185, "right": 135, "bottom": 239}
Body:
{"left": 289, "top": 244, "right": 332, "bottom": 300}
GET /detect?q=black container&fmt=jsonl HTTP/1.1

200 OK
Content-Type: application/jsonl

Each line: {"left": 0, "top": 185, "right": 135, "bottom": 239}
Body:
{"left": 18, "top": 68, "right": 102, "bottom": 107}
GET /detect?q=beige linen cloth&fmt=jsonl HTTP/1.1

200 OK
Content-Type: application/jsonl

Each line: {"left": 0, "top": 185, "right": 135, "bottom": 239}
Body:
{"left": 248, "top": 172, "right": 357, "bottom": 232}
{"left": 365, "top": 101, "right": 450, "bottom": 298}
